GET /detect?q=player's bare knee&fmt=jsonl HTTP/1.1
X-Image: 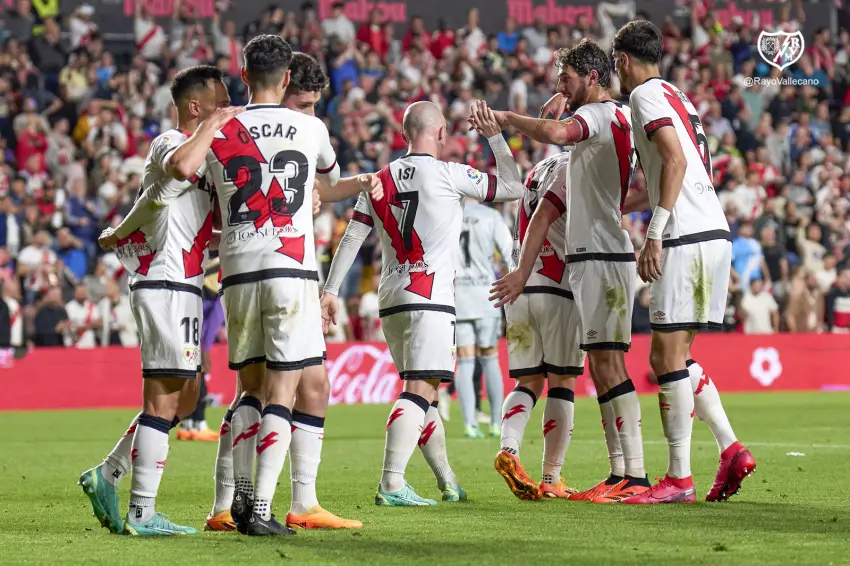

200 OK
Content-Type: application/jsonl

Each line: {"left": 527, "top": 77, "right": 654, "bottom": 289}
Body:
{"left": 176, "top": 376, "right": 201, "bottom": 418}
{"left": 238, "top": 363, "right": 265, "bottom": 398}
{"left": 589, "top": 350, "right": 627, "bottom": 392}
{"left": 547, "top": 374, "right": 576, "bottom": 390}
{"left": 263, "top": 368, "right": 301, "bottom": 408}
{"left": 457, "top": 345, "right": 476, "bottom": 359}
{"left": 516, "top": 375, "right": 545, "bottom": 398}
{"left": 294, "top": 366, "right": 330, "bottom": 416}
{"left": 142, "top": 377, "right": 184, "bottom": 419}
{"left": 403, "top": 378, "right": 440, "bottom": 403}
{"left": 478, "top": 346, "right": 498, "bottom": 358}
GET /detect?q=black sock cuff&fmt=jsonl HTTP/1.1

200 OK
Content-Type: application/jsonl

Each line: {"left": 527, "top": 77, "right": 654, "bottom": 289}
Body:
{"left": 430, "top": 400, "right": 439, "bottom": 408}
{"left": 686, "top": 359, "right": 696, "bottom": 367}
{"left": 514, "top": 386, "right": 538, "bottom": 407}
{"left": 139, "top": 413, "right": 172, "bottom": 434}
{"left": 170, "top": 416, "right": 180, "bottom": 429}
{"left": 224, "top": 409, "right": 234, "bottom": 423}
{"left": 292, "top": 410, "right": 324, "bottom": 428}
{"left": 547, "top": 387, "right": 575, "bottom": 403}
{"left": 606, "top": 379, "right": 636, "bottom": 400}
{"left": 236, "top": 395, "right": 263, "bottom": 414}
{"left": 657, "top": 369, "right": 690, "bottom": 385}
{"left": 399, "top": 391, "right": 430, "bottom": 413}
{"left": 597, "top": 391, "right": 610, "bottom": 404}
{"left": 262, "top": 404, "right": 292, "bottom": 424}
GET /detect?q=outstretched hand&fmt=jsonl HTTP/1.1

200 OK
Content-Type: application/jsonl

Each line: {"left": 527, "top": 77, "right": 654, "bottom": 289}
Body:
{"left": 467, "top": 100, "right": 505, "bottom": 138}
{"left": 489, "top": 269, "right": 529, "bottom": 308}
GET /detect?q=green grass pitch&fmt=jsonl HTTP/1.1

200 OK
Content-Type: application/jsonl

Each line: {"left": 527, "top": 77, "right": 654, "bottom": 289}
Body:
{"left": 1, "top": 392, "right": 848, "bottom": 565}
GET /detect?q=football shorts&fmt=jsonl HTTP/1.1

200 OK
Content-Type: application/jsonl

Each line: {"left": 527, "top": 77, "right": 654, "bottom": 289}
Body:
{"left": 650, "top": 238, "right": 732, "bottom": 332}
{"left": 130, "top": 286, "right": 203, "bottom": 379}
{"left": 381, "top": 308, "right": 456, "bottom": 382}
{"left": 456, "top": 317, "right": 501, "bottom": 349}
{"left": 504, "top": 289, "right": 585, "bottom": 378}
{"left": 568, "top": 260, "right": 636, "bottom": 351}
{"left": 222, "top": 278, "right": 326, "bottom": 371}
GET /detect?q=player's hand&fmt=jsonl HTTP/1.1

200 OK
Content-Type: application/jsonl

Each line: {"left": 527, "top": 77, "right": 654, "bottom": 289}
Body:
{"left": 320, "top": 292, "right": 340, "bottom": 335}
{"left": 312, "top": 187, "right": 321, "bottom": 217}
{"left": 98, "top": 227, "right": 119, "bottom": 250}
{"left": 468, "top": 100, "right": 503, "bottom": 138}
{"left": 539, "top": 93, "right": 566, "bottom": 119}
{"left": 359, "top": 173, "right": 383, "bottom": 200}
{"left": 199, "top": 106, "right": 245, "bottom": 133}
{"left": 489, "top": 269, "right": 528, "bottom": 308}
{"left": 638, "top": 238, "right": 663, "bottom": 283}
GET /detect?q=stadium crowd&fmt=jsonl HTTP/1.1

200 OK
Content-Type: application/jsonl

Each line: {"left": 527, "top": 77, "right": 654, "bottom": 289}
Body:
{"left": 0, "top": 0, "right": 849, "bottom": 353}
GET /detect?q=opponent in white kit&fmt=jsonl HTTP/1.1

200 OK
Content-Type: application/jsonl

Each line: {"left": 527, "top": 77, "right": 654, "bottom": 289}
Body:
{"left": 79, "top": 65, "right": 237, "bottom": 536}
{"left": 320, "top": 100, "right": 524, "bottom": 506}
{"left": 489, "top": 39, "right": 651, "bottom": 502}
{"left": 613, "top": 20, "right": 755, "bottom": 504}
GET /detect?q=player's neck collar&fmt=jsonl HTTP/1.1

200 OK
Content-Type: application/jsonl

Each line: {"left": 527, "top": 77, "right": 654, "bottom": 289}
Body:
{"left": 245, "top": 103, "right": 284, "bottom": 110}
{"left": 641, "top": 76, "right": 663, "bottom": 86}
{"left": 403, "top": 152, "right": 435, "bottom": 158}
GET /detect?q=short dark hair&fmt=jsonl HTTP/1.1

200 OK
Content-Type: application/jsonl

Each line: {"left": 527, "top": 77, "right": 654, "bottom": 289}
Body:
{"left": 555, "top": 39, "right": 611, "bottom": 89}
{"left": 287, "top": 52, "right": 328, "bottom": 95}
{"left": 243, "top": 34, "right": 294, "bottom": 88}
{"left": 613, "top": 20, "right": 663, "bottom": 65}
{"left": 170, "top": 65, "right": 224, "bottom": 105}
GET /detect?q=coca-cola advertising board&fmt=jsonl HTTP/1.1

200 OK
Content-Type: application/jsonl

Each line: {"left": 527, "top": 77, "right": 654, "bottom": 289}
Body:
{"left": 2, "top": 334, "right": 848, "bottom": 411}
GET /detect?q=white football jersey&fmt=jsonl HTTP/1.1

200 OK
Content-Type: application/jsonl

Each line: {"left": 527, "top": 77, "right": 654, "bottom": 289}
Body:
{"left": 352, "top": 155, "right": 503, "bottom": 314}
{"left": 512, "top": 152, "right": 571, "bottom": 292}
{"left": 567, "top": 101, "right": 635, "bottom": 260}
{"left": 629, "top": 78, "right": 730, "bottom": 243}
{"left": 204, "top": 104, "right": 337, "bottom": 289}
{"left": 115, "top": 129, "right": 214, "bottom": 290}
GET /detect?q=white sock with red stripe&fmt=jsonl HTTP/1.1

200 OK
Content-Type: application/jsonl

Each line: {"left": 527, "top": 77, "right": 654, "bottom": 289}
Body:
{"left": 99, "top": 412, "right": 140, "bottom": 487}
{"left": 381, "top": 392, "right": 428, "bottom": 493}
{"left": 688, "top": 360, "right": 737, "bottom": 453}
{"left": 598, "top": 397, "right": 625, "bottom": 478}
{"left": 128, "top": 414, "right": 170, "bottom": 524}
{"left": 541, "top": 388, "right": 574, "bottom": 485}
{"left": 211, "top": 409, "right": 235, "bottom": 516}
{"left": 289, "top": 411, "right": 324, "bottom": 515}
{"left": 657, "top": 370, "right": 695, "bottom": 479}
{"left": 499, "top": 386, "right": 536, "bottom": 457}
{"left": 607, "top": 379, "right": 646, "bottom": 478}
{"left": 418, "top": 402, "right": 457, "bottom": 490}
{"left": 253, "top": 405, "right": 293, "bottom": 520}
{"left": 231, "top": 396, "right": 262, "bottom": 500}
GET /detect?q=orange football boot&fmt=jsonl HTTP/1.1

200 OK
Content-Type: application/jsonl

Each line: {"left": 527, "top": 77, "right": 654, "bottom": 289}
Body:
{"left": 204, "top": 510, "right": 236, "bottom": 531}
{"left": 191, "top": 428, "right": 220, "bottom": 442}
{"left": 285, "top": 506, "right": 362, "bottom": 529}
{"left": 539, "top": 478, "right": 577, "bottom": 498}
{"left": 569, "top": 477, "right": 624, "bottom": 501}
{"left": 592, "top": 478, "right": 651, "bottom": 503}
{"left": 176, "top": 428, "right": 194, "bottom": 441}
{"left": 494, "top": 450, "right": 542, "bottom": 501}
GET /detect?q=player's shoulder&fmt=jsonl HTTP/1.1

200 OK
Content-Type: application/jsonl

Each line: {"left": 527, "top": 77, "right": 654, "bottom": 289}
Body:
{"left": 150, "top": 129, "right": 187, "bottom": 151}
{"left": 537, "top": 151, "right": 570, "bottom": 175}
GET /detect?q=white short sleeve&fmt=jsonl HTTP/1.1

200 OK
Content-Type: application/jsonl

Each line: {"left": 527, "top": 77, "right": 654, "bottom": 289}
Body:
{"left": 446, "top": 162, "right": 496, "bottom": 202}
{"left": 571, "top": 105, "right": 602, "bottom": 142}
{"left": 629, "top": 85, "right": 675, "bottom": 141}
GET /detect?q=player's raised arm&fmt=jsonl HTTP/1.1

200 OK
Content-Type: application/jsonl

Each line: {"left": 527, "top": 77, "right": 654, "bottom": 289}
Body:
{"left": 463, "top": 100, "right": 523, "bottom": 202}
{"left": 315, "top": 120, "right": 341, "bottom": 187}
{"left": 164, "top": 106, "right": 244, "bottom": 180}
{"left": 490, "top": 187, "right": 564, "bottom": 308}
{"left": 317, "top": 173, "right": 384, "bottom": 203}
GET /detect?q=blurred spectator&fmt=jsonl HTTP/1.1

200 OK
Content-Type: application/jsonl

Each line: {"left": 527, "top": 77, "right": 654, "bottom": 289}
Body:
{"left": 6, "top": 0, "right": 35, "bottom": 43}
{"left": 785, "top": 267, "right": 824, "bottom": 332}
{"left": 824, "top": 266, "right": 850, "bottom": 333}
{"left": 64, "top": 283, "right": 99, "bottom": 348}
{"left": 33, "top": 285, "right": 67, "bottom": 347}
{"left": 55, "top": 227, "right": 87, "bottom": 282}
{"left": 740, "top": 278, "right": 779, "bottom": 335}
{"left": 323, "top": 2, "right": 356, "bottom": 45}
{"left": 632, "top": 286, "right": 652, "bottom": 335}
{"left": 732, "top": 222, "right": 765, "bottom": 290}
{"left": 2, "top": 276, "right": 24, "bottom": 348}
{"left": 18, "top": 230, "right": 57, "bottom": 304}
{"left": 359, "top": 272, "right": 384, "bottom": 343}
{"left": 69, "top": 4, "right": 98, "bottom": 49}
{"left": 98, "top": 278, "right": 137, "bottom": 347}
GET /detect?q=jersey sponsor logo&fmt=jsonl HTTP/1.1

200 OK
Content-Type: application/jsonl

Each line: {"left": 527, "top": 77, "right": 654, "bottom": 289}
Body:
{"left": 757, "top": 30, "right": 804, "bottom": 71}
{"left": 116, "top": 232, "right": 156, "bottom": 276}
{"left": 466, "top": 167, "right": 483, "bottom": 184}
{"left": 537, "top": 240, "right": 566, "bottom": 283}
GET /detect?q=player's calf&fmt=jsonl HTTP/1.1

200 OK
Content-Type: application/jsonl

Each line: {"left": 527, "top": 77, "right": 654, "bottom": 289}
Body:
{"left": 541, "top": 375, "right": 576, "bottom": 495}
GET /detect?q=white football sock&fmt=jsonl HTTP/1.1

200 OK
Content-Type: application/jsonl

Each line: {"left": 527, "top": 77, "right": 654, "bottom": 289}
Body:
{"left": 541, "top": 388, "right": 574, "bottom": 485}
{"left": 608, "top": 380, "right": 646, "bottom": 478}
{"left": 688, "top": 360, "right": 737, "bottom": 453}
{"left": 418, "top": 402, "right": 457, "bottom": 490}
{"left": 99, "top": 413, "right": 140, "bottom": 487}
{"left": 454, "top": 357, "right": 477, "bottom": 428}
{"left": 289, "top": 411, "right": 324, "bottom": 515}
{"left": 253, "top": 405, "right": 293, "bottom": 521}
{"left": 381, "top": 393, "right": 428, "bottom": 493}
{"left": 480, "top": 355, "right": 505, "bottom": 426}
{"left": 231, "top": 396, "right": 262, "bottom": 500}
{"left": 658, "top": 370, "right": 695, "bottom": 479}
{"left": 599, "top": 398, "right": 625, "bottom": 478}
{"left": 211, "top": 410, "right": 235, "bottom": 515}
{"left": 500, "top": 386, "right": 536, "bottom": 457}
{"left": 128, "top": 414, "right": 170, "bottom": 524}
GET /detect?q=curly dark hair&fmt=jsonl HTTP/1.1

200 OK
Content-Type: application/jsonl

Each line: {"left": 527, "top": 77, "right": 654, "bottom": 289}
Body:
{"left": 555, "top": 39, "right": 611, "bottom": 89}
{"left": 169, "top": 65, "right": 224, "bottom": 105}
{"left": 287, "top": 52, "right": 328, "bottom": 95}
{"left": 243, "top": 34, "right": 294, "bottom": 88}
{"left": 613, "top": 20, "right": 664, "bottom": 65}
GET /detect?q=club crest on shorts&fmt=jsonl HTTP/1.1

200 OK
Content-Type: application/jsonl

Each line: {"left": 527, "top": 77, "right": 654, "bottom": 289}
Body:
{"left": 183, "top": 347, "right": 199, "bottom": 364}
{"left": 757, "top": 31, "right": 804, "bottom": 71}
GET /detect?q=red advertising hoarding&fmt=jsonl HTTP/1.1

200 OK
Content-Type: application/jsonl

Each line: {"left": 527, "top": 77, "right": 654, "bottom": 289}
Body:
{"left": 2, "top": 334, "right": 848, "bottom": 411}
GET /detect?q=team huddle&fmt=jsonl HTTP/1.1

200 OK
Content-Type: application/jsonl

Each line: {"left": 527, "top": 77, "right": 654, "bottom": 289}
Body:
{"left": 78, "top": 20, "right": 756, "bottom": 538}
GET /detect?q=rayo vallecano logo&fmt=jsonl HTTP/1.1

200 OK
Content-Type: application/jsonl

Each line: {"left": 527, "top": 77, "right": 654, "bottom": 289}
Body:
{"left": 757, "top": 30, "right": 804, "bottom": 71}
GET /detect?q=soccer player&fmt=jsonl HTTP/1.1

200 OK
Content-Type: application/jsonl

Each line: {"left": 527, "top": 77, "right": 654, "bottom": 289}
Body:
{"left": 612, "top": 20, "right": 755, "bottom": 503}
{"left": 320, "top": 100, "right": 525, "bottom": 506}
{"left": 488, "top": 39, "right": 651, "bottom": 503}
{"left": 454, "top": 198, "right": 513, "bottom": 439}
{"left": 169, "top": 36, "right": 378, "bottom": 536}
{"left": 78, "top": 65, "right": 239, "bottom": 536}
{"left": 204, "top": 52, "right": 363, "bottom": 532}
